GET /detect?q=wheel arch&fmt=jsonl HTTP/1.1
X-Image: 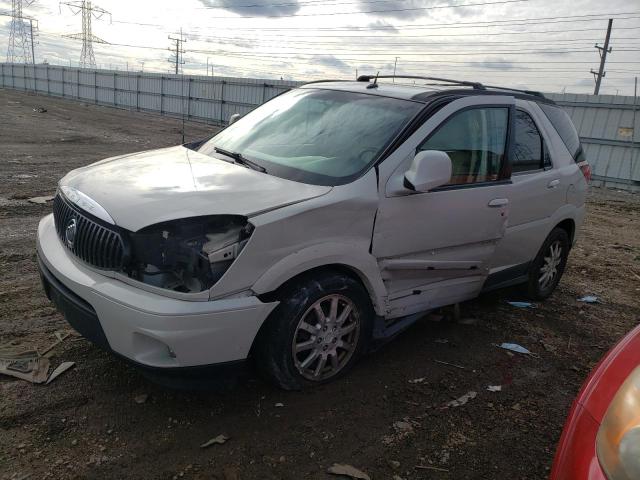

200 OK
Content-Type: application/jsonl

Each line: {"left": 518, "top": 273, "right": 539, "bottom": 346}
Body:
{"left": 554, "top": 218, "right": 576, "bottom": 246}
{"left": 252, "top": 244, "right": 387, "bottom": 316}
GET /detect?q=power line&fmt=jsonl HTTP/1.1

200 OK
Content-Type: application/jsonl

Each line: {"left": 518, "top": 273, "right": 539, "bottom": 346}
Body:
{"left": 143, "top": 0, "right": 533, "bottom": 21}
{"left": 111, "top": 10, "right": 640, "bottom": 30}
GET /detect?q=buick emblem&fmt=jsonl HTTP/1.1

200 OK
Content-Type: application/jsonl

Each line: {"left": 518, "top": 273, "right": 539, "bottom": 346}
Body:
{"left": 65, "top": 218, "right": 77, "bottom": 249}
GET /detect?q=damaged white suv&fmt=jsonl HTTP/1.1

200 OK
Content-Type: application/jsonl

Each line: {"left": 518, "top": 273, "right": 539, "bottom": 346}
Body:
{"left": 37, "top": 76, "right": 589, "bottom": 389}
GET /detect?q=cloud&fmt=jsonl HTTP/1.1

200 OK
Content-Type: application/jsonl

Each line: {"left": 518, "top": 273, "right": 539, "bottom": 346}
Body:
{"left": 467, "top": 57, "right": 519, "bottom": 71}
{"left": 367, "top": 19, "right": 399, "bottom": 33}
{"left": 356, "top": 0, "right": 460, "bottom": 20}
{"left": 197, "top": 0, "right": 301, "bottom": 17}
{"left": 311, "top": 55, "right": 350, "bottom": 72}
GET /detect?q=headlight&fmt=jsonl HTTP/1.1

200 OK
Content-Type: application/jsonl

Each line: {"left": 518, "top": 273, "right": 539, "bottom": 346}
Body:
{"left": 597, "top": 366, "right": 640, "bottom": 480}
{"left": 126, "top": 215, "right": 253, "bottom": 293}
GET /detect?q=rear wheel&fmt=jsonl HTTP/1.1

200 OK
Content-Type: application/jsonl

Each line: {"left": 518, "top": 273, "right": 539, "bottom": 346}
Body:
{"left": 526, "top": 228, "right": 570, "bottom": 300}
{"left": 254, "top": 271, "right": 373, "bottom": 390}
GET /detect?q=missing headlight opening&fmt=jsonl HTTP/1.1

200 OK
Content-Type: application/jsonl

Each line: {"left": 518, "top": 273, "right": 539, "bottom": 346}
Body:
{"left": 126, "top": 215, "right": 253, "bottom": 293}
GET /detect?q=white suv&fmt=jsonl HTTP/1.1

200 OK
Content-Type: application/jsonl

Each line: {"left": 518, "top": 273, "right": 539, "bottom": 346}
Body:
{"left": 37, "top": 76, "right": 590, "bottom": 389}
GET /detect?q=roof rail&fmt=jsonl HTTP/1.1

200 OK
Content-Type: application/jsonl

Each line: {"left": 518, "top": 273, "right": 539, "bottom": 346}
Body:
{"left": 357, "top": 74, "right": 485, "bottom": 90}
{"left": 357, "top": 75, "right": 546, "bottom": 99}
{"left": 481, "top": 84, "right": 545, "bottom": 98}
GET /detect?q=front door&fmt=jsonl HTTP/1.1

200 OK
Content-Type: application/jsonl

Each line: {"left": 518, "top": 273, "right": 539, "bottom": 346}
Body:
{"left": 373, "top": 96, "right": 515, "bottom": 318}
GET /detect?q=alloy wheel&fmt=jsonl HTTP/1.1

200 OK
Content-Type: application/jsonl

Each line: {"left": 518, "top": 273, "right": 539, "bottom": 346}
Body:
{"left": 539, "top": 240, "right": 563, "bottom": 291}
{"left": 291, "top": 294, "right": 360, "bottom": 381}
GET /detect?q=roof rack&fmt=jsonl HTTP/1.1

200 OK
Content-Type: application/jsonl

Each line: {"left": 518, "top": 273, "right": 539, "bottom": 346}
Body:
{"left": 357, "top": 75, "right": 484, "bottom": 90}
{"left": 356, "top": 75, "right": 546, "bottom": 98}
{"left": 481, "top": 84, "right": 545, "bottom": 98}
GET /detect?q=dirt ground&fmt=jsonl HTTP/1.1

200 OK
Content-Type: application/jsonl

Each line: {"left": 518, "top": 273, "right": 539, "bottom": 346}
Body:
{"left": 1, "top": 88, "right": 639, "bottom": 480}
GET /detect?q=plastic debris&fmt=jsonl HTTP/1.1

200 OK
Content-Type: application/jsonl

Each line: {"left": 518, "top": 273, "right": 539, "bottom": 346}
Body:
{"left": 327, "top": 463, "right": 371, "bottom": 480}
{"left": 497, "top": 342, "right": 533, "bottom": 355}
{"left": 578, "top": 295, "right": 600, "bottom": 304}
{"left": 408, "top": 377, "right": 426, "bottom": 384}
{"left": 33, "top": 107, "right": 47, "bottom": 113}
{"left": 45, "top": 361, "right": 75, "bottom": 384}
{"left": 134, "top": 394, "right": 148, "bottom": 404}
{"left": 0, "top": 347, "right": 49, "bottom": 383}
{"left": 200, "top": 434, "right": 230, "bottom": 448}
{"left": 274, "top": 402, "right": 284, "bottom": 407}
{"left": 487, "top": 385, "right": 502, "bottom": 392}
{"left": 27, "top": 195, "right": 55, "bottom": 204}
{"left": 507, "top": 301, "right": 535, "bottom": 309}
{"left": 446, "top": 391, "right": 477, "bottom": 408}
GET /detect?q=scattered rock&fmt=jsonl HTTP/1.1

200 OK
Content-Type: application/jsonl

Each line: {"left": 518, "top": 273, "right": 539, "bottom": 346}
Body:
{"left": 200, "top": 434, "right": 230, "bottom": 448}
{"left": 486, "top": 385, "right": 502, "bottom": 392}
{"left": 274, "top": 402, "right": 284, "bottom": 408}
{"left": 134, "top": 394, "right": 148, "bottom": 404}
{"left": 446, "top": 391, "right": 477, "bottom": 408}
{"left": 27, "top": 195, "right": 54, "bottom": 204}
{"left": 327, "top": 463, "right": 371, "bottom": 480}
{"left": 408, "top": 377, "right": 426, "bottom": 384}
{"left": 387, "top": 460, "right": 401, "bottom": 470}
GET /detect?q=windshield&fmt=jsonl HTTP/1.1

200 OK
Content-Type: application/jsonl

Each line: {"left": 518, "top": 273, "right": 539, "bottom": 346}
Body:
{"left": 198, "top": 88, "right": 422, "bottom": 185}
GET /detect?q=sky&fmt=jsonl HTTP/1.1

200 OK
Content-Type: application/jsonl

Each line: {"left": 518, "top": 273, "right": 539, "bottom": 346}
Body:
{"left": 1, "top": 0, "right": 639, "bottom": 95}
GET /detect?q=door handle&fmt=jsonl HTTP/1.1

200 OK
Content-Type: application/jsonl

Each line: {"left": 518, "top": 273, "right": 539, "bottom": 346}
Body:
{"left": 547, "top": 179, "right": 560, "bottom": 189}
{"left": 488, "top": 198, "right": 509, "bottom": 207}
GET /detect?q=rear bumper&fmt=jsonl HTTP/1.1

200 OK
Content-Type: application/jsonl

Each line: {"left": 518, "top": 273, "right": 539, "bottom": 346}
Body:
{"left": 36, "top": 213, "right": 278, "bottom": 372}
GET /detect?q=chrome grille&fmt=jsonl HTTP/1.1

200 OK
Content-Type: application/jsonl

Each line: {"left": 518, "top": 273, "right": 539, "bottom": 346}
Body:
{"left": 52, "top": 194, "right": 125, "bottom": 270}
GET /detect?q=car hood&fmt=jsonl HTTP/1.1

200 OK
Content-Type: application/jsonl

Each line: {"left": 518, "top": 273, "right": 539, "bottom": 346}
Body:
{"left": 60, "top": 146, "right": 332, "bottom": 231}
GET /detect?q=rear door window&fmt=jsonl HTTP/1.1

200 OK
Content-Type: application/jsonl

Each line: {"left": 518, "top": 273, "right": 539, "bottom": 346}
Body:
{"left": 512, "top": 110, "right": 544, "bottom": 173}
{"left": 539, "top": 104, "right": 586, "bottom": 162}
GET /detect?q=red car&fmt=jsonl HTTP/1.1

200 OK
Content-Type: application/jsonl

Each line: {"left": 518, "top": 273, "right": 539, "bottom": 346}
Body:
{"left": 551, "top": 324, "right": 640, "bottom": 479}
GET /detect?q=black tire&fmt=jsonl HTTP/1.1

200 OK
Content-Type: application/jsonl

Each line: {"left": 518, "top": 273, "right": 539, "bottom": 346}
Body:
{"left": 254, "top": 271, "right": 374, "bottom": 390}
{"left": 526, "top": 228, "right": 570, "bottom": 300}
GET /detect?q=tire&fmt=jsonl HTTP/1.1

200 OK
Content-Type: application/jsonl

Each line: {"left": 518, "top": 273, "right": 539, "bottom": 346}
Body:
{"left": 254, "top": 271, "right": 374, "bottom": 390}
{"left": 526, "top": 228, "right": 570, "bottom": 300}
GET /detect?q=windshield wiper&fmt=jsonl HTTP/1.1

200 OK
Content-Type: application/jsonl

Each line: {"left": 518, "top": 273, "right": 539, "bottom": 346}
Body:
{"left": 214, "top": 147, "right": 266, "bottom": 173}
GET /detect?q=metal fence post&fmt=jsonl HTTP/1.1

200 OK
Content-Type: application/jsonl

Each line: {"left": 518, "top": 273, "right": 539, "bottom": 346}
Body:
{"left": 187, "top": 77, "right": 192, "bottom": 120}
{"left": 220, "top": 80, "right": 225, "bottom": 124}
{"left": 160, "top": 76, "right": 164, "bottom": 115}
{"left": 136, "top": 74, "right": 140, "bottom": 111}
{"left": 113, "top": 72, "right": 117, "bottom": 106}
{"left": 46, "top": 64, "right": 49, "bottom": 95}
{"left": 94, "top": 70, "right": 98, "bottom": 104}
{"left": 61, "top": 67, "right": 65, "bottom": 97}
{"left": 76, "top": 68, "right": 80, "bottom": 99}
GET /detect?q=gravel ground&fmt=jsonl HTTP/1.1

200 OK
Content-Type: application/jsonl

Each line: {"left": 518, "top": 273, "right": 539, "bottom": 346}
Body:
{"left": 1, "top": 88, "right": 639, "bottom": 480}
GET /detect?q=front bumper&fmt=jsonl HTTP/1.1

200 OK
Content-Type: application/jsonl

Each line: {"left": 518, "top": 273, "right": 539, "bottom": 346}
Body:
{"left": 36, "top": 213, "right": 278, "bottom": 371}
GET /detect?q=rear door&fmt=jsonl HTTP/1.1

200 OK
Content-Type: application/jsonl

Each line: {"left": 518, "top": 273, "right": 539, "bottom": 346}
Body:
{"left": 489, "top": 100, "right": 566, "bottom": 275}
{"left": 373, "top": 95, "right": 515, "bottom": 319}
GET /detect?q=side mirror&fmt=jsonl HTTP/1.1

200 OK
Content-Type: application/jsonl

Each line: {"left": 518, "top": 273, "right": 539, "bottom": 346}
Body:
{"left": 404, "top": 150, "right": 452, "bottom": 192}
{"left": 228, "top": 113, "right": 241, "bottom": 125}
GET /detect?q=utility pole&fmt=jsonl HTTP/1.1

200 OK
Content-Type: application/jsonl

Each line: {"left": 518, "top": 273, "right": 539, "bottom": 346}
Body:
{"left": 60, "top": 1, "right": 111, "bottom": 69}
{"left": 590, "top": 18, "right": 613, "bottom": 95}
{"left": 168, "top": 28, "right": 186, "bottom": 75}
{"left": 6, "top": 0, "right": 36, "bottom": 64}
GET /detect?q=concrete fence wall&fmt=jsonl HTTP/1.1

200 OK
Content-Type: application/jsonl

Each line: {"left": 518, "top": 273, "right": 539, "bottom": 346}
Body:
{"left": 2, "top": 63, "right": 638, "bottom": 192}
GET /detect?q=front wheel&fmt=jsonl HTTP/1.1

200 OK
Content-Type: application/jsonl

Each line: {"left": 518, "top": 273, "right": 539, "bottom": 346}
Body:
{"left": 254, "top": 271, "right": 373, "bottom": 390}
{"left": 526, "top": 228, "right": 570, "bottom": 300}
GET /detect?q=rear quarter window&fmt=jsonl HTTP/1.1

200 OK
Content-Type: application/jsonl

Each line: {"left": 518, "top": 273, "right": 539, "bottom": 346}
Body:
{"left": 539, "top": 104, "right": 586, "bottom": 163}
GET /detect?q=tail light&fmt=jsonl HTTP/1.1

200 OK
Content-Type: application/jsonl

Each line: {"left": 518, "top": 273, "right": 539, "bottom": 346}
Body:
{"left": 579, "top": 162, "right": 592, "bottom": 183}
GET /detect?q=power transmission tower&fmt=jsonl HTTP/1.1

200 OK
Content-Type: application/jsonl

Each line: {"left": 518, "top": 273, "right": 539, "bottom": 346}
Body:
{"left": 590, "top": 18, "right": 613, "bottom": 95}
{"left": 60, "top": 1, "right": 111, "bottom": 68}
{"left": 168, "top": 28, "right": 186, "bottom": 75}
{"left": 6, "top": 0, "right": 36, "bottom": 64}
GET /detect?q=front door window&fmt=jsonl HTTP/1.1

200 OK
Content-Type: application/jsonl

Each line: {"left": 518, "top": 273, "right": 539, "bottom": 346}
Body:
{"left": 417, "top": 107, "right": 509, "bottom": 186}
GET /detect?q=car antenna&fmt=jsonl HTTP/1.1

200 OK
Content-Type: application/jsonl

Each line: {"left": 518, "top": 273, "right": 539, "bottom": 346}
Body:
{"left": 367, "top": 71, "right": 379, "bottom": 89}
